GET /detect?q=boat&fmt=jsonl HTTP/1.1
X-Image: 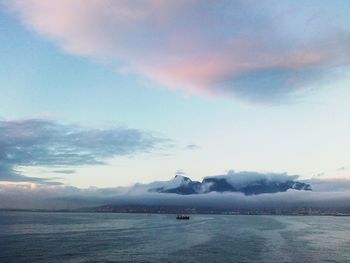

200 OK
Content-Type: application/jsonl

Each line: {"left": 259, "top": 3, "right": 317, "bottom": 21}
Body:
{"left": 176, "top": 214, "right": 190, "bottom": 220}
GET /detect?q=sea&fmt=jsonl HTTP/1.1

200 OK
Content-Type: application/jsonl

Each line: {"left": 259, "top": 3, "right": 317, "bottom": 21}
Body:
{"left": 1, "top": 212, "right": 350, "bottom": 263}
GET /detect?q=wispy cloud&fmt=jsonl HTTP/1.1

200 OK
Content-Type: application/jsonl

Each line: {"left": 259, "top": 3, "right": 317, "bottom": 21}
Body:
{"left": 0, "top": 118, "right": 167, "bottom": 184}
{"left": 52, "top": 169, "right": 76, "bottom": 174}
{"left": 337, "top": 166, "right": 348, "bottom": 171}
{"left": 305, "top": 178, "right": 350, "bottom": 192}
{"left": 5, "top": 0, "right": 350, "bottom": 103}
{"left": 184, "top": 144, "right": 200, "bottom": 150}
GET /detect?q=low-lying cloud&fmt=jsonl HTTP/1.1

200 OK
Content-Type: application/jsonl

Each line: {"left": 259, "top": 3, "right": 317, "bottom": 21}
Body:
{"left": 0, "top": 118, "right": 167, "bottom": 184}
{"left": 1, "top": 170, "right": 349, "bottom": 210}
{"left": 2, "top": 180, "right": 350, "bottom": 210}
{"left": 5, "top": 0, "right": 350, "bottom": 103}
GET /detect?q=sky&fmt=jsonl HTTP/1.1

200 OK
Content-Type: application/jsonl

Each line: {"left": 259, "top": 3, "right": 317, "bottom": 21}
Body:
{"left": 0, "top": 0, "right": 350, "bottom": 190}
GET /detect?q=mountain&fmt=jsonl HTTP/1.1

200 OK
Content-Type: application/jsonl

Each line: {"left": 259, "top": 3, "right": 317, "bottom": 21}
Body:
{"left": 149, "top": 175, "right": 202, "bottom": 195}
{"left": 149, "top": 174, "right": 312, "bottom": 195}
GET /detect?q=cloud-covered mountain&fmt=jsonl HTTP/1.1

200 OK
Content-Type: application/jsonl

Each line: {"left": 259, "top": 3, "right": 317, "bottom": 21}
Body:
{"left": 148, "top": 171, "right": 311, "bottom": 195}
{"left": 3, "top": 175, "right": 350, "bottom": 211}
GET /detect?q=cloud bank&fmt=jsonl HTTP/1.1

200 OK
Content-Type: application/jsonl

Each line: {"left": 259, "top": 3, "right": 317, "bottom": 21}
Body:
{"left": 0, "top": 170, "right": 350, "bottom": 210}
{"left": 5, "top": 0, "right": 350, "bottom": 102}
{"left": 0, "top": 118, "right": 166, "bottom": 184}
{"left": 1, "top": 178, "right": 350, "bottom": 210}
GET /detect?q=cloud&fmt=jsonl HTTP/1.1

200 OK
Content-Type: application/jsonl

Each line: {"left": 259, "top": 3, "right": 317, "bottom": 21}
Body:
{"left": 96, "top": 170, "right": 305, "bottom": 195}
{"left": 337, "top": 166, "right": 348, "bottom": 171}
{"left": 2, "top": 181, "right": 350, "bottom": 210}
{"left": 1, "top": 169, "right": 350, "bottom": 210}
{"left": 52, "top": 169, "right": 76, "bottom": 174}
{"left": 184, "top": 144, "right": 200, "bottom": 150}
{"left": 5, "top": 0, "right": 350, "bottom": 103}
{"left": 304, "top": 178, "right": 350, "bottom": 192}
{"left": 0, "top": 118, "right": 167, "bottom": 184}
{"left": 205, "top": 170, "right": 298, "bottom": 188}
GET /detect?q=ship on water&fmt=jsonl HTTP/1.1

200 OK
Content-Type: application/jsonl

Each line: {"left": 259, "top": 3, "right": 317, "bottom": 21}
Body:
{"left": 176, "top": 214, "right": 190, "bottom": 220}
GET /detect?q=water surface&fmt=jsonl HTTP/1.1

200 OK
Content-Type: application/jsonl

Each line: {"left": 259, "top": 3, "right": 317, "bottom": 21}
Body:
{"left": 1, "top": 212, "right": 350, "bottom": 262}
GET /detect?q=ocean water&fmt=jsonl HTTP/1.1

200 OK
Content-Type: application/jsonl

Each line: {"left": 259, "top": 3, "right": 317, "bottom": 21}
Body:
{"left": 1, "top": 212, "right": 350, "bottom": 262}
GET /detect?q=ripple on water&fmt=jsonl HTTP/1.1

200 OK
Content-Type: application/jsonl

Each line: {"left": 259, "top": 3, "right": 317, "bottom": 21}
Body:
{"left": 1, "top": 212, "right": 350, "bottom": 263}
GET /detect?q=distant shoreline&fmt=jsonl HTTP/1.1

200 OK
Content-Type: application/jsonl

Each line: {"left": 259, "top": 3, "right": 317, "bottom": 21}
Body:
{"left": 1, "top": 208, "right": 350, "bottom": 217}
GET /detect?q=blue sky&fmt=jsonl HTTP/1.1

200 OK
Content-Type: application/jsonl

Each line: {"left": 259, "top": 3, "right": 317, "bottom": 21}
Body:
{"left": 1, "top": 0, "right": 350, "bottom": 188}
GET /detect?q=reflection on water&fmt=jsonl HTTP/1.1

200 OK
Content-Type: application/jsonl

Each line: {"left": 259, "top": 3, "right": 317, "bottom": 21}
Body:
{"left": 1, "top": 212, "right": 350, "bottom": 262}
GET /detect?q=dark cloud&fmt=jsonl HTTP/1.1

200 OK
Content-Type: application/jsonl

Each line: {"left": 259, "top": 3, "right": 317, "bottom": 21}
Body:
{"left": 0, "top": 163, "right": 62, "bottom": 185}
{"left": 0, "top": 118, "right": 167, "bottom": 183}
{"left": 219, "top": 67, "right": 325, "bottom": 104}
{"left": 205, "top": 170, "right": 299, "bottom": 188}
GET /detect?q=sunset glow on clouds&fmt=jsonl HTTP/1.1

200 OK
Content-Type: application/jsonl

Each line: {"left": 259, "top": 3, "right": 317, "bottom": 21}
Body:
{"left": 1, "top": 0, "right": 350, "bottom": 194}
{"left": 5, "top": 0, "right": 350, "bottom": 102}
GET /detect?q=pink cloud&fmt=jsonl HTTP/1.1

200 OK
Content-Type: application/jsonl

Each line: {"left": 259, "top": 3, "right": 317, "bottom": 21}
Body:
{"left": 5, "top": 0, "right": 350, "bottom": 102}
